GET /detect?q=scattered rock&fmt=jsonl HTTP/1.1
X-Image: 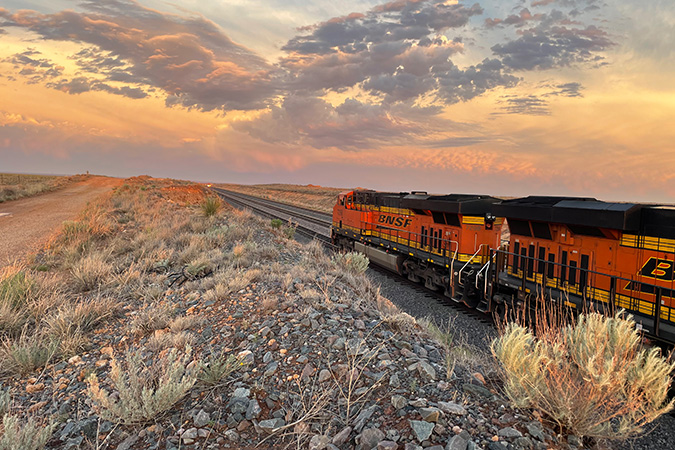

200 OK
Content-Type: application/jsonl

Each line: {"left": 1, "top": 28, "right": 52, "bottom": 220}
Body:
{"left": 409, "top": 420, "right": 435, "bottom": 442}
{"left": 360, "top": 428, "right": 385, "bottom": 450}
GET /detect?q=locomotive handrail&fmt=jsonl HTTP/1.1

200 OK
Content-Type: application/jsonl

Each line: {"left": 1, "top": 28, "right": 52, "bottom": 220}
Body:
{"left": 458, "top": 244, "right": 486, "bottom": 286}
{"left": 476, "top": 252, "right": 497, "bottom": 293}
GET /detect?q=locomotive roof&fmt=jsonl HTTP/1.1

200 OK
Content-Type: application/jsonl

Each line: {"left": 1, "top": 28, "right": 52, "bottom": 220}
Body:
{"left": 400, "top": 193, "right": 500, "bottom": 215}
{"left": 641, "top": 206, "right": 675, "bottom": 239}
{"left": 493, "top": 196, "right": 642, "bottom": 231}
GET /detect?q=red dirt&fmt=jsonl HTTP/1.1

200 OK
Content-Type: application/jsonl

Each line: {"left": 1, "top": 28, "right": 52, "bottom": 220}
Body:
{"left": 0, "top": 176, "right": 123, "bottom": 265}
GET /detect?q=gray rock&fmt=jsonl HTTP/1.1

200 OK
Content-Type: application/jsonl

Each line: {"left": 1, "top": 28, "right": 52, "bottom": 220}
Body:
{"left": 258, "top": 418, "right": 285, "bottom": 433}
{"left": 198, "top": 429, "right": 209, "bottom": 438}
{"left": 488, "top": 443, "right": 508, "bottom": 450}
{"left": 462, "top": 383, "right": 492, "bottom": 398}
{"left": 346, "top": 338, "right": 368, "bottom": 356}
{"left": 404, "top": 444, "right": 423, "bottom": 450}
{"left": 224, "top": 429, "right": 240, "bottom": 442}
{"left": 391, "top": 395, "right": 407, "bottom": 410}
{"left": 419, "top": 407, "right": 441, "bottom": 422}
{"left": 181, "top": 428, "right": 198, "bottom": 443}
{"left": 63, "top": 437, "right": 84, "bottom": 450}
{"left": 232, "top": 387, "right": 250, "bottom": 398}
{"left": 389, "top": 373, "right": 401, "bottom": 388}
{"left": 332, "top": 426, "right": 352, "bottom": 446}
{"left": 353, "top": 404, "right": 378, "bottom": 432}
{"left": 237, "top": 350, "right": 254, "bottom": 364}
{"left": 79, "top": 418, "right": 98, "bottom": 440}
{"left": 426, "top": 446, "right": 444, "bottom": 450}
{"left": 246, "top": 399, "right": 262, "bottom": 420}
{"left": 116, "top": 435, "right": 138, "bottom": 450}
{"left": 309, "top": 434, "right": 331, "bottom": 450}
{"left": 417, "top": 361, "right": 437, "bottom": 380}
{"left": 409, "top": 420, "right": 434, "bottom": 442}
{"left": 567, "top": 435, "right": 581, "bottom": 448}
{"left": 438, "top": 401, "right": 467, "bottom": 416}
{"left": 526, "top": 422, "right": 545, "bottom": 442}
{"left": 265, "top": 361, "right": 278, "bottom": 376}
{"left": 228, "top": 397, "right": 249, "bottom": 415}
{"left": 332, "top": 337, "right": 346, "bottom": 350}
{"left": 318, "top": 369, "right": 331, "bottom": 383}
{"left": 445, "top": 435, "right": 468, "bottom": 450}
{"left": 194, "top": 409, "right": 210, "bottom": 427}
{"left": 360, "top": 428, "right": 385, "bottom": 450}
{"left": 515, "top": 436, "right": 534, "bottom": 449}
{"left": 378, "top": 441, "right": 398, "bottom": 450}
{"left": 498, "top": 427, "right": 523, "bottom": 438}
{"left": 263, "top": 351, "right": 273, "bottom": 363}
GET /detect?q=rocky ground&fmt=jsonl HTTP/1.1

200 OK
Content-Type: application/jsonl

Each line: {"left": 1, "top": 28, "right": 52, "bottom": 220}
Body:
{"left": 0, "top": 177, "right": 670, "bottom": 450}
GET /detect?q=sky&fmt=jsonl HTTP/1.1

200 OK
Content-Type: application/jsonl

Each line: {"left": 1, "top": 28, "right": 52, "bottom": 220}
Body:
{"left": 1, "top": 0, "right": 674, "bottom": 203}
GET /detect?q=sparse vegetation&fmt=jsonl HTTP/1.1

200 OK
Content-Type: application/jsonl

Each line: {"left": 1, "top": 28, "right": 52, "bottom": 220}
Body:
{"left": 0, "top": 173, "right": 69, "bottom": 203}
{"left": 492, "top": 309, "right": 675, "bottom": 441}
{"left": 201, "top": 196, "right": 221, "bottom": 217}
{"left": 1, "top": 331, "right": 58, "bottom": 376}
{"left": 332, "top": 251, "right": 369, "bottom": 274}
{"left": 0, "top": 413, "right": 56, "bottom": 450}
{"left": 87, "top": 346, "right": 198, "bottom": 424}
{"left": 198, "top": 352, "right": 239, "bottom": 386}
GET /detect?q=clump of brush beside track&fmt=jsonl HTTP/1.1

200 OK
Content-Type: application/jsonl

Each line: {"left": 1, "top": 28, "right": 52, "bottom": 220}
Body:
{"left": 0, "top": 177, "right": 671, "bottom": 450}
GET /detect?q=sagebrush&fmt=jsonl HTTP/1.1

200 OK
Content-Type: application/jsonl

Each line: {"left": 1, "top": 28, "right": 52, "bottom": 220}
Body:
{"left": 492, "top": 310, "right": 675, "bottom": 440}
{"left": 87, "top": 346, "right": 198, "bottom": 424}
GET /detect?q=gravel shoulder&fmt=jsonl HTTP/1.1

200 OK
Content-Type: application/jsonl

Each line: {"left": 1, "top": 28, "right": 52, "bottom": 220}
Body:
{"left": 0, "top": 176, "right": 122, "bottom": 265}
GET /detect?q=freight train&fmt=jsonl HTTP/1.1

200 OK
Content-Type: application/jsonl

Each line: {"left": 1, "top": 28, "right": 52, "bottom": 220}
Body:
{"left": 331, "top": 190, "right": 675, "bottom": 344}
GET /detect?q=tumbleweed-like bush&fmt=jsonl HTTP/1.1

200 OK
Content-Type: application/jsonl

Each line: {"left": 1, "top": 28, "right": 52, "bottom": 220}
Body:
{"left": 492, "top": 310, "right": 674, "bottom": 441}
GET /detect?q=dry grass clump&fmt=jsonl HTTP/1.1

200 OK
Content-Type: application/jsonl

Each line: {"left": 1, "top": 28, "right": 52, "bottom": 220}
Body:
{"left": 0, "top": 413, "right": 56, "bottom": 450}
{"left": 492, "top": 307, "right": 675, "bottom": 441}
{"left": 87, "top": 346, "right": 198, "bottom": 424}
{"left": 421, "top": 317, "right": 494, "bottom": 380}
{"left": 0, "top": 387, "right": 9, "bottom": 416}
{"left": 0, "top": 331, "right": 58, "bottom": 377}
{"left": 70, "top": 252, "right": 113, "bottom": 292}
{"left": 46, "top": 297, "right": 121, "bottom": 340}
{"left": 198, "top": 351, "right": 240, "bottom": 387}
{"left": 146, "top": 331, "right": 196, "bottom": 352}
{"left": 130, "top": 303, "right": 173, "bottom": 336}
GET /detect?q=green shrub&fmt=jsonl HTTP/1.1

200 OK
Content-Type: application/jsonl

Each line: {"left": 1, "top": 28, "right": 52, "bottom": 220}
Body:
{"left": 201, "top": 197, "right": 221, "bottom": 217}
{"left": 332, "top": 252, "right": 369, "bottom": 274}
{"left": 270, "top": 219, "right": 283, "bottom": 229}
{"left": 492, "top": 311, "right": 675, "bottom": 441}
{"left": 87, "top": 346, "right": 198, "bottom": 424}
{"left": 0, "top": 414, "right": 55, "bottom": 450}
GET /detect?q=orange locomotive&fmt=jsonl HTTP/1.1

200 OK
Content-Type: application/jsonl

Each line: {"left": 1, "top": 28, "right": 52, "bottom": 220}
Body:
{"left": 332, "top": 190, "right": 503, "bottom": 309}
{"left": 489, "top": 197, "right": 675, "bottom": 343}
{"left": 332, "top": 191, "right": 675, "bottom": 344}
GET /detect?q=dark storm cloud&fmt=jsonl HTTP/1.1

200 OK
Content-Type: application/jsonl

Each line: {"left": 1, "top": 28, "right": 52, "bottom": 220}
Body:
{"left": 0, "top": 0, "right": 279, "bottom": 111}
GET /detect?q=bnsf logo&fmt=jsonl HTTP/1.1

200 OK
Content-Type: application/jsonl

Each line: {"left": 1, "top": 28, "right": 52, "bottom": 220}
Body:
{"left": 639, "top": 258, "right": 674, "bottom": 281}
{"left": 378, "top": 214, "right": 412, "bottom": 228}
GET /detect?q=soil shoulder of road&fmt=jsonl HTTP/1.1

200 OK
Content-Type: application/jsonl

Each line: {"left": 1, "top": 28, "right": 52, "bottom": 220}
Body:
{"left": 0, "top": 176, "right": 123, "bottom": 265}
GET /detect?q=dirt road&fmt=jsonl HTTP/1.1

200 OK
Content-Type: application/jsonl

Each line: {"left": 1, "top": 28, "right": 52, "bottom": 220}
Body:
{"left": 0, "top": 176, "right": 122, "bottom": 265}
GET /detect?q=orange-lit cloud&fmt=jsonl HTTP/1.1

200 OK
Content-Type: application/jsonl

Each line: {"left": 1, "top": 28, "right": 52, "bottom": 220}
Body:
{"left": 0, "top": 0, "right": 673, "bottom": 203}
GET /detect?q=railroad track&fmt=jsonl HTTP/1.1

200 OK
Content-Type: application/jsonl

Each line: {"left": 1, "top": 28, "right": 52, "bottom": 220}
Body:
{"left": 211, "top": 187, "right": 495, "bottom": 330}
{"left": 212, "top": 188, "right": 332, "bottom": 243}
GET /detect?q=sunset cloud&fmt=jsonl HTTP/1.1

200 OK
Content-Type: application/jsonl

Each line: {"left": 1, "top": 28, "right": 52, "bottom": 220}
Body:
{"left": 0, "top": 0, "right": 673, "bottom": 203}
